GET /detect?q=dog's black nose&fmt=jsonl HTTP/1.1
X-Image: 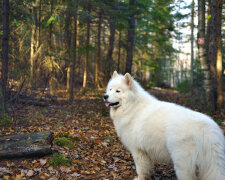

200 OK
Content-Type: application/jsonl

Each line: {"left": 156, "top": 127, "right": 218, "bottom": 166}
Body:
{"left": 104, "top": 95, "right": 109, "bottom": 100}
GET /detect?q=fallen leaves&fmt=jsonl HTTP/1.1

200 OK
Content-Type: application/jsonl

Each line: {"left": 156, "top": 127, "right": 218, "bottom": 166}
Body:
{"left": 26, "top": 170, "right": 34, "bottom": 177}
{"left": 0, "top": 167, "right": 11, "bottom": 177}
{"left": 1, "top": 89, "right": 223, "bottom": 179}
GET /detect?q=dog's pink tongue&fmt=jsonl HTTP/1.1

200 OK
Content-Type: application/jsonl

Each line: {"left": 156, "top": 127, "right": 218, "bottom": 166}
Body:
{"left": 105, "top": 102, "right": 110, "bottom": 107}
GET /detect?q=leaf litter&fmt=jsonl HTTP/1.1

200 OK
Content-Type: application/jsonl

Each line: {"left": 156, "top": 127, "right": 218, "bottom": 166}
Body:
{"left": 0, "top": 89, "right": 224, "bottom": 180}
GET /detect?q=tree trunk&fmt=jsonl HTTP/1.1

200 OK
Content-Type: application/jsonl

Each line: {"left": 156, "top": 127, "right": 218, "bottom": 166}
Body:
{"left": 208, "top": 0, "right": 218, "bottom": 109}
{"left": 48, "top": 0, "right": 54, "bottom": 95}
{"left": 1, "top": 0, "right": 9, "bottom": 113}
{"left": 38, "top": 0, "right": 42, "bottom": 44}
{"left": 106, "top": 19, "right": 115, "bottom": 79}
{"left": 125, "top": 0, "right": 136, "bottom": 74}
{"left": 0, "top": 132, "right": 53, "bottom": 159}
{"left": 65, "top": 6, "right": 72, "bottom": 93}
{"left": 30, "top": 24, "right": 36, "bottom": 86}
{"left": 216, "top": 0, "right": 223, "bottom": 110}
{"left": 69, "top": 1, "right": 78, "bottom": 102}
{"left": 66, "top": 67, "right": 71, "bottom": 92}
{"left": 95, "top": 9, "right": 102, "bottom": 88}
{"left": 198, "top": 0, "right": 215, "bottom": 112}
{"left": 117, "top": 31, "right": 122, "bottom": 72}
{"left": 49, "top": 0, "right": 54, "bottom": 48}
{"left": 190, "top": 0, "right": 195, "bottom": 86}
{"left": 83, "top": 1, "right": 91, "bottom": 88}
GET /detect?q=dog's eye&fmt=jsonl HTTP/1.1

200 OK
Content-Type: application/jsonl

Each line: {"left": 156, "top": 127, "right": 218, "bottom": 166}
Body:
{"left": 116, "top": 90, "right": 120, "bottom": 93}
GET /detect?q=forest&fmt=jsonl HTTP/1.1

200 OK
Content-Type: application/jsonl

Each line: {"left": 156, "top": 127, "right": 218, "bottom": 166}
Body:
{"left": 0, "top": 0, "right": 225, "bottom": 179}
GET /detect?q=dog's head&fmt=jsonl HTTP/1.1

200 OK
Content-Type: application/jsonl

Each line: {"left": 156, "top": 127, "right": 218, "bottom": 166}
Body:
{"left": 104, "top": 71, "right": 134, "bottom": 108}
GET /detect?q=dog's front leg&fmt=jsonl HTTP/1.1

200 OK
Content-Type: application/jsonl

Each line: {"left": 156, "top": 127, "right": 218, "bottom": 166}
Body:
{"left": 132, "top": 150, "right": 152, "bottom": 180}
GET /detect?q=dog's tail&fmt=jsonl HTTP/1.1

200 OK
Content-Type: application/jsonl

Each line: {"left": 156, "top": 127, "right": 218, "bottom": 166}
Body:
{"left": 198, "top": 124, "right": 225, "bottom": 180}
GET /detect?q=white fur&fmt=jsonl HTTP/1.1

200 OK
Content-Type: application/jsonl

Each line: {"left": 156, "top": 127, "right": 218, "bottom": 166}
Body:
{"left": 105, "top": 72, "right": 225, "bottom": 180}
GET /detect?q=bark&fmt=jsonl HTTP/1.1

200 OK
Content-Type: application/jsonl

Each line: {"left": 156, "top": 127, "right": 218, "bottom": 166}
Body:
{"left": 106, "top": 19, "right": 115, "bottom": 79}
{"left": 95, "top": 9, "right": 102, "bottom": 88}
{"left": 83, "top": 1, "right": 91, "bottom": 88}
{"left": 69, "top": 1, "right": 78, "bottom": 101}
{"left": 0, "top": 132, "right": 53, "bottom": 159}
{"left": 49, "top": 0, "right": 54, "bottom": 48}
{"left": 190, "top": 0, "right": 195, "bottom": 86}
{"left": 30, "top": 24, "right": 36, "bottom": 85}
{"left": 39, "top": 0, "right": 42, "bottom": 44}
{"left": 1, "top": 0, "right": 9, "bottom": 113}
{"left": 125, "top": 0, "right": 136, "bottom": 74}
{"left": 208, "top": 0, "right": 217, "bottom": 108}
{"left": 198, "top": 0, "right": 215, "bottom": 111}
{"left": 65, "top": 1, "right": 72, "bottom": 93}
{"left": 117, "top": 31, "right": 122, "bottom": 72}
{"left": 48, "top": 0, "right": 54, "bottom": 95}
{"left": 66, "top": 67, "right": 71, "bottom": 92}
{"left": 216, "top": 0, "right": 223, "bottom": 110}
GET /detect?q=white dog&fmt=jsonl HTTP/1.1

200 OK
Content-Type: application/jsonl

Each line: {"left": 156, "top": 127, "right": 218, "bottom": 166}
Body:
{"left": 104, "top": 71, "right": 225, "bottom": 180}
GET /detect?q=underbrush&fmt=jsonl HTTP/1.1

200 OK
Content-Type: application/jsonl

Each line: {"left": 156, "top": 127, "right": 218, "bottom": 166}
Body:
{"left": 0, "top": 113, "right": 12, "bottom": 127}
{"left": 49, "top": 153, "right": 71, "bottom": 167}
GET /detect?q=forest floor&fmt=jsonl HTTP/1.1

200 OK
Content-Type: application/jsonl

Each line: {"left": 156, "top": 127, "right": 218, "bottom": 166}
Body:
{"left": 0, "top": 88, "right": 225, "bottom": 180}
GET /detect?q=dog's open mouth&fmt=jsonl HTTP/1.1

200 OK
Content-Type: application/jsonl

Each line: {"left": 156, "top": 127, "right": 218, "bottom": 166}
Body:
{"left": 105, "top": 102, "right": 119, "bottom": 107}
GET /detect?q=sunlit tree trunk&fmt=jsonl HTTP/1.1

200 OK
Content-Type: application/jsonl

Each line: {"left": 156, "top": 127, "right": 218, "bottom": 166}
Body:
{"left": 125, "top": 0, "right": 136, "bottom": 74}
{"left": 1, "top": 0, "right": 9, "bottom": 113}
{"left": 30, "top": 0, "right": 39, "bottom": 87}
{"left": 30, "top": 25, "right": 35, "bottom": 86}
{"left": 216, "top": 0, "right": 223, "bottom": 110}
{"left": 208, "top": 0, "right": 218, "bottom": 109}
{"left": 66, "top": 67, "right": 71, "bottom": 92}
{"left": 198, "top": 0, "right": 215, "bottom": 111}
{"left": 83, "top": 1, "right": 91, "bottom": 88}
{"left": 95, "top": 9, "right": 102, "bottom": 88}
{"left": 65, "top": 2, "right": 72, "bottom": 92}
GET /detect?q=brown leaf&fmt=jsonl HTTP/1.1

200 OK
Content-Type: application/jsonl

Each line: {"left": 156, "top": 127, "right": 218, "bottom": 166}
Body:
{"left": 3, "top": 175, "right": 10, "bottom": 180}
{"left": 39, "top": 159, "right": 47, "bottom": 166}
{"left": 33, "top": 163, "right": 40, "bottom": 168}
{"left": 26, "top": 170, "right": 34, "bottom": 177}
{"left": 0, "top": 167, "right": 11, "bottom": 176}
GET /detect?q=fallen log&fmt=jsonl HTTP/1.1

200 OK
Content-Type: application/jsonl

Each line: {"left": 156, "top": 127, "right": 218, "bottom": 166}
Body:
{"left": 17, "top": 99, "right": 48, "bottom": 106}
{"left": 0, "top": 132, "right": 53, "bottom": 159}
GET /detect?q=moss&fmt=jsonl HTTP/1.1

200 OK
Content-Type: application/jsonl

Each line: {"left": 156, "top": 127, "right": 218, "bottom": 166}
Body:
{"left": 0, "top": 113, "right": 12, "bottom": 126}
{"left": 49, "top": 153, "right": 71, "bottom": 167}
{"left": 58, "top": 133, "right": 80, "bottom": 143}
{"left": 105, "top": 135, "right": 114, "bottom": 143}
{"left": 53, "top": 137, "right": 74, "bottom": 148}
{"left": 39, "top": 109, "right": 49, "bottom": 114}
{"left": 216, "top": 119, "right": 222, "bottom": 126}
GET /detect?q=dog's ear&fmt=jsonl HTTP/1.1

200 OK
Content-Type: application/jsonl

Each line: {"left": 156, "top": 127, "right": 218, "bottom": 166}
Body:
{"left": 112, "top": 71, "right": 118, "bottom": 78}
{"left": 124, "top": 73, "right": 132, "bottom": 88}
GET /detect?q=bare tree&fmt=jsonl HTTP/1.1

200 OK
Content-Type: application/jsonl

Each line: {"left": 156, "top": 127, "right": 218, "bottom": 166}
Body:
{"left": 83, "top": 0, "right": 91, "bottom": 88}
{"left": 69, "top": 0, "right": 78, "bottom": 101}
{"left": 190, "top": 0, "right": 195, "bottom": 86}
{"left": 106, "top": 18, "right": 115, "bottom": 79}
{"left": 216, "top": 0, "right": 223, "bottom": 110}
{"left": 125, "top": 0, "right": 136, "bottom": 74}
{"left": 198, "top": 0, "right": 215, "bottom": 111}
{"left": 1, "top": 0, "right": 10, "bottom": 113}
{"left": 95, "top": 9, "right": 102, "bottom": 88}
